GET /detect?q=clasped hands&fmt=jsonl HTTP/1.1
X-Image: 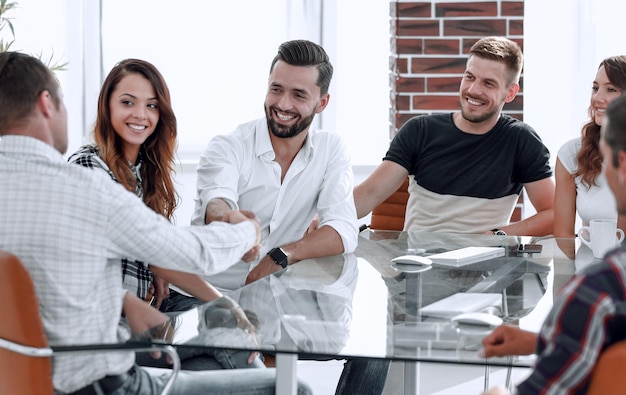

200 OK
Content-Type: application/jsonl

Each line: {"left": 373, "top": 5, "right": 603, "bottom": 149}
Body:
{"left": 221, "top": 209, "right": 262, "bottom": 262}
{"left": 215, "top": 208, "right": 282, "bottom": 283}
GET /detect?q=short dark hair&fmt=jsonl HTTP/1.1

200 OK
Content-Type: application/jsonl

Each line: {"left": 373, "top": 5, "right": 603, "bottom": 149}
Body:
{"left": 269, "top": 39, "right": 333, "bottom": 96}
{"left": 604, "top": 93, "right": 626, "bottom": 167}
{"left": 0, "top": 52, "right": 60, "bottom": 134}
{"left": 469, "top": 36, "right": 523, "bottom": 85}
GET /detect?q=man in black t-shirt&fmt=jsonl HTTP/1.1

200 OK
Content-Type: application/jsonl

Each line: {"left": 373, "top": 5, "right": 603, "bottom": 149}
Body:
{"left": 355, "top": 36, "right": 554, "bottom": 236}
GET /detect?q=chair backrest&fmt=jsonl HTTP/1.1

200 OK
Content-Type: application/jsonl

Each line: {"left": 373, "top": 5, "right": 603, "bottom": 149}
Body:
{"left": 0, "top": 250, "right": 54, "bottom": 395}
{"left": 587, "top": 340, "right": 626, "bottom": 395}
{"left": 370, "top": 177, "right": 410, "bottom": 231}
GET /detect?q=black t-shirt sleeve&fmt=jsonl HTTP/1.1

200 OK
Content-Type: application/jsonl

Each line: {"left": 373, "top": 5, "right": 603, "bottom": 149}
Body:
{"left": 383, "top": 116, "right": 424, "bottom": 174}
{"left": 511, "top": 123, "right": 553, "bottom": 183}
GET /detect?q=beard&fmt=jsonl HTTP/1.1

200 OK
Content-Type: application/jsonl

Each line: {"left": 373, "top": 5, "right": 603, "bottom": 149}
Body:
{"left": 459, "top": 96, "right": 500, "bottom": 123}
{"left": 265, "top": 105, "right": 316, "bottom": 139}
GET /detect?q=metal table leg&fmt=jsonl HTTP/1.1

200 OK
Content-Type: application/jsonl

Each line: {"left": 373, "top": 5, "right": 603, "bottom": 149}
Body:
{"left": 276, "top": 353, "right": 298, "bottom": 395}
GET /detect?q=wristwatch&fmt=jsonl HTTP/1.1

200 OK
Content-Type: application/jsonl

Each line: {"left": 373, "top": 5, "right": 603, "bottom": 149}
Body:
{"left": 491, "top": 229, "right": 507, "bottom": 236}
{"left": 267, "top": 247, "right": 289, "bottom": 268}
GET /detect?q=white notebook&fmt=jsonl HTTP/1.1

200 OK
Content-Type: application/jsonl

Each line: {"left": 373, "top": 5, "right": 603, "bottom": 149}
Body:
{"left": 420, "top": 292, "right": 502, "bottom": 318}
{"left": 428, "top": 246, "right": 505, "bottom": 267}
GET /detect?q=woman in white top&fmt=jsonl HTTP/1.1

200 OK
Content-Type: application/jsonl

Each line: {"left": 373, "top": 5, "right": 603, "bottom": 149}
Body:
{"left": 554, "top": 56, "right": 626, "bottom": 237}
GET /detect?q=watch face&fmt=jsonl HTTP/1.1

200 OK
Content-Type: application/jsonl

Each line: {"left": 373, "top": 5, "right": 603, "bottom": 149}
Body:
{"left": 269, "top": 248, "right": 288, "bottom": 268}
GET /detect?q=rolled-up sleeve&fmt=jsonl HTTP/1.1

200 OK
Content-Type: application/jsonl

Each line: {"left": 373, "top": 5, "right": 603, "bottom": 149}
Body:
{"left": 191, "top": 135, "right": 243, "bottom": 226}
{"left": 316, "top": 135, "right": 359, "bottom": 254}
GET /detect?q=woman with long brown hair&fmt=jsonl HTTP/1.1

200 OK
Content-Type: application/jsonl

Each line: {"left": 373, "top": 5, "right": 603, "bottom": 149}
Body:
{"left": 69, "top": 59, "right": 231, "bottom": 307}
{"left": 554, "top": 55, "right": 626, "bottom": 238}
{"left": 69, "top": 58, "right": 264, "bottom": 370}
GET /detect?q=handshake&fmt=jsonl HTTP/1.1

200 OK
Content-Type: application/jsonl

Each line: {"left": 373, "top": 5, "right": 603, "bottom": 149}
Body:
{"left": 207, "top": 198, "right": 261, "bottom": 263}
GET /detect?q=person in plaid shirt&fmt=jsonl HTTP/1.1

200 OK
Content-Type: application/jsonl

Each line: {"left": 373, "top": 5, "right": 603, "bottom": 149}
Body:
{"left": 482, "top": 93, "right": 626, "bottom": 394}
{"left": 69, "top": 59, "right": 227, "bottom": 309}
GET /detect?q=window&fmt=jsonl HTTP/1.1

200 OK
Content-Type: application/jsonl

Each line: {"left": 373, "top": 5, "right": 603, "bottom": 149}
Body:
{"left": 525, "top": 0, "right": 626, "bottom": 164}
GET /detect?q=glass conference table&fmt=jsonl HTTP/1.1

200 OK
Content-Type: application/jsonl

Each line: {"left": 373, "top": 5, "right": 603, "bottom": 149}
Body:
{"left": 139, "top": 230, "right": 593, "bottom": 394}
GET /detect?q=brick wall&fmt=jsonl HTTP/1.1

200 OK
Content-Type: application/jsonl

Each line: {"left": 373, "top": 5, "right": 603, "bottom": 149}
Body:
{"left": 389, "top": 0, "right": 525, "bottom": 222}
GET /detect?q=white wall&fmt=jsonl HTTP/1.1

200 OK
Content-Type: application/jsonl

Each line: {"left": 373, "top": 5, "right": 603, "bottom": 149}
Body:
{"left": 525, "top": 0, "right": 626, "bottom": 167}
{"left": 11, "top": 0, "right": 626, "bottom": 226}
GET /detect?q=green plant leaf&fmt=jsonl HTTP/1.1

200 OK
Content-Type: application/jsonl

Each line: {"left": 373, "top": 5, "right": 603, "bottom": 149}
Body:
{"left": 0, "top": 0, "right": 67, "bottom": 71}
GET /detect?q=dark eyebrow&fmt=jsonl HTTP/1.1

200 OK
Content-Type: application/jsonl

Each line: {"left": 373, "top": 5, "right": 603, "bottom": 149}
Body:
{"left": 269, "top": 82, "right": 310, "bottom": 96}
{"left": 293, "top": 88, "right": 309, "bottom": 96}
{"left": 118, "top": 93, "right": 158, "bottom": 101}
{"left": 483, "top": 78, "right": 498, "bottom": 86}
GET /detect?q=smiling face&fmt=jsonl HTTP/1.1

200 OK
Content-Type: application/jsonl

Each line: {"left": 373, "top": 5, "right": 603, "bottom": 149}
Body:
{"left": 457, "top": 56, "right": 518, "bottom": 131}
{"left": 591, "top": 65, "right": 623, "bottom": 127}
{"left": 109, "top": 73, "right": 159, "bottom": 162}
{"left": 264, "top": 60, "right": 329, "bottom": 139}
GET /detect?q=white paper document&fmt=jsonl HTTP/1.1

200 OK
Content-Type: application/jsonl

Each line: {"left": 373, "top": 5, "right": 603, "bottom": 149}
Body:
{"left": 419, "top": 292, "right": 502, "bottom": 318}
{"left": 427, "top": 246, "right": 505, "bottom": 266}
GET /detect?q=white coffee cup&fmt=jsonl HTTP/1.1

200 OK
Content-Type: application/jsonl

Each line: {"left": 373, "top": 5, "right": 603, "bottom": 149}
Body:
{"left": 577, "top": 219, "right": 625, "bottom": 259}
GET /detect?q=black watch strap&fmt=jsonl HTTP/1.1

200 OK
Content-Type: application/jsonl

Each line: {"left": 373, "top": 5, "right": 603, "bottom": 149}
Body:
{"left": 267, "top": 247, "right": 288, "bottom": 268}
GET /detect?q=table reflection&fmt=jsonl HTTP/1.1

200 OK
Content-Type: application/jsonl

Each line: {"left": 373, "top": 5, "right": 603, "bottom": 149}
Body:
{"left": 137, "top": 231, "right": 593, "bottom": 368}
{"left": 155, "top": 253, "right": 358, "bottom": 356}
{"left": 358, "top": 231, "right": 552, "bottom": 328}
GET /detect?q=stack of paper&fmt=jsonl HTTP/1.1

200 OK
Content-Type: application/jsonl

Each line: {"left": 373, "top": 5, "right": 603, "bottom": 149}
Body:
{"left": 428, "top": 246, "right": 505, "bottom": 267}
{"left": 419, "top": 292, "right": 502, "bottom": 318}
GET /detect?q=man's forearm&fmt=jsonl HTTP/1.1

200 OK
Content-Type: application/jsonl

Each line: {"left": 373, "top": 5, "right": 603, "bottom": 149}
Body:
{"left": 354, "top": 184, "right": 382, "bottom": 220}
{"left": 282, "top": 225, "right": 344, "bottom": 264}
{"left": 501, "top": 208, "right": 554, "bottom": 237}
{"left": 123, "top": 292, "right": 169, "bottom": 334}
{"left": 150, "top": 266, "right": 222, "bottom": 302}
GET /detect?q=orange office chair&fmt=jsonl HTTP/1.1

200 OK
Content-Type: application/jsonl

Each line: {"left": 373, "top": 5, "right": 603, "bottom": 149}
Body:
{"left": 587, "top": 340, "right": 626, "bottom": 395}
{"left": 369, "top": 177, "right": 410, "bottom": 231}
{"left": 0, "top": 250, "right": 180, "bottom": 395}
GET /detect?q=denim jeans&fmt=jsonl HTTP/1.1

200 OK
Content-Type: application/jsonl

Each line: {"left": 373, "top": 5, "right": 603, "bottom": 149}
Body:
{"left": 154, "top": 290, "right": 265, "bottom": 370}
{"left": 159, "top": 289, "right": 202, "bottom": 314}
{"left": 109, "top": 364, "right": 312, "bottom": 395}
{"left": 335, "top": 358, "right": 391, "bottom": 395}
{"left": 178, "top": 346, "right": 266, "bottom": 370}
{"left": 160, "top": 291, "right": 391, "bottom": 394}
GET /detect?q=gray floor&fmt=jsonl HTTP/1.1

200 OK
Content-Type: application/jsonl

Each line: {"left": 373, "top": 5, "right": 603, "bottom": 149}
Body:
{"left": 297, "top": 359, "right": 532, "bottom": 395}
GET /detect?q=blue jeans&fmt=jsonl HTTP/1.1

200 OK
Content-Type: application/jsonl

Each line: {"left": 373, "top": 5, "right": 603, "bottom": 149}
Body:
{"left": 109, "top": 364, "right": 312, "bottom": 395}
{"left": 161, "top": 291, "right": 390, "bottom": 393}
{"left": 159, "top": 289, "right": 203, "bottom": 313}
{"left": 155, "top": 290, "right": 265, "bottom": 370}
{"left": 178, "top": 346, "right": 266, "bottom": 370}
{"left": 161, "top": 290, "right": 391, "bottom": 395}
{"left": 335, "top": 358, "right": 391, "bottom": 395}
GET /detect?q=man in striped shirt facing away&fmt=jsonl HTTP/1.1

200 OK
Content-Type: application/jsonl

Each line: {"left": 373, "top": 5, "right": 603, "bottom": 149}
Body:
{"left": 482, "top": 93, "right": 626, "bottom": 394}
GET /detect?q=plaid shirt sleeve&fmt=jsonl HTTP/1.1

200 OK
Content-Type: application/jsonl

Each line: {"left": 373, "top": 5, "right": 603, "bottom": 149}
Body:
{"left": 68, "top": 145, "right": 153, "bottom": 299}
{"left": 516, "top": 248, "right": 626, "bottom": 395}
{"left": 68, "top": 145, "right": 119, "bottom": 182}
